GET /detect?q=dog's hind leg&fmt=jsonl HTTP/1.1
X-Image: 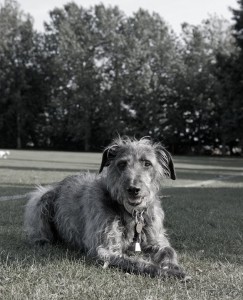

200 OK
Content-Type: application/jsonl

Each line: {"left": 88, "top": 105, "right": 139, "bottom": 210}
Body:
{"left": 24, "top": 186, "right": 57, "bottom": 245}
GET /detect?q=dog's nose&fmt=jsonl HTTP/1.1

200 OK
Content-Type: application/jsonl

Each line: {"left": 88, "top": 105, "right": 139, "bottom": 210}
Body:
{"left": 127, "top": 186, "right": 140, "bottom": 197}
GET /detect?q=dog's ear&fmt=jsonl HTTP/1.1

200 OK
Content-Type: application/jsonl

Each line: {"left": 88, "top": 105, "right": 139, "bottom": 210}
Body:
{"left": 99, "top": 144, "right": 119, "bottom": 173}
{"left": 155, "top": 146, "right": 176, "bottom": 180}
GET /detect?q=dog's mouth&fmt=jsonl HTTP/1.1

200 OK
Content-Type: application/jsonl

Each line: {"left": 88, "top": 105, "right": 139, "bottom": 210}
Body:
{"left": 128, "top": 199, "right": 142, "bottom": 206}
{"left": 128, "top": 196, "right": 145, "bottom": 207}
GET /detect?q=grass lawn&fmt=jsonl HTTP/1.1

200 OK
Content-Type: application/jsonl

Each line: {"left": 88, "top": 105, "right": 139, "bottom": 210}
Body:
{"left": 0, "top": 150, "right": 243, "bottom": 299}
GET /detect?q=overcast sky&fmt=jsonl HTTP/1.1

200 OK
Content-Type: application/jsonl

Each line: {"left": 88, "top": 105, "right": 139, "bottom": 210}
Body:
{"left": 3, "top": 0, "right": 238, "bottom": 33}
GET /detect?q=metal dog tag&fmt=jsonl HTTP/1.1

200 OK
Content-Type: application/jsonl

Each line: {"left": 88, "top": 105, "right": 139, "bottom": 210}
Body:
{"left": 136, "top": 222, "right": 143, "bottom": 234}
{"left": 135, "top": 242, "right": 141, "bottom": 252}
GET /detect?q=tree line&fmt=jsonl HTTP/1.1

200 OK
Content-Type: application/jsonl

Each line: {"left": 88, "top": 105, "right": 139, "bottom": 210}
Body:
{"left": 0, "top": 0, "right": 242, "bottom": 154}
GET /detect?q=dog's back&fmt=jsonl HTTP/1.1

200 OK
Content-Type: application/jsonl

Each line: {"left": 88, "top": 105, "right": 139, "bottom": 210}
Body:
{"left": 24, "top": 173, "right": 116, "bottom": 251}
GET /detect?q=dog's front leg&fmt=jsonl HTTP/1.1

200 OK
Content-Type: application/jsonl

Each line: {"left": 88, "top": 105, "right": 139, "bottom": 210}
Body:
{"left": 142, "top": 243, "right": 186, "bottom": 278}
{"left": 94, "top": 224, "right": 180, "bottom": 278}
{"left": 94, "top": 225, "right": 162, "bottom": 277}
{"left": 143, "top": 244, "right": 177, "bottom": 266}
{"left": 142, "top": 219, "right": 186, "bottom": 278}
{"left": 97, "top": 247, "right": 183, "bottom": 278}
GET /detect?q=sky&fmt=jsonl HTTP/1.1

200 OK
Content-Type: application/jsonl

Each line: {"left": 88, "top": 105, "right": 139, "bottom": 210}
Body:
{"left": 2, "top": 0, "right": 239, "bottom": 33}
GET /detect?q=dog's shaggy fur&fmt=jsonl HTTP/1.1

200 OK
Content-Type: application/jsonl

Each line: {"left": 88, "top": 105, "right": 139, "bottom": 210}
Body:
{"left": 24, "top": 137, "right": 186, "bottom": 278}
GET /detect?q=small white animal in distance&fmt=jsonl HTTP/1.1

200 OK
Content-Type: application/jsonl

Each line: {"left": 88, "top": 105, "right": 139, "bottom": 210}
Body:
{"left": 0, "top": 150, "right": 10, "bottom": 159}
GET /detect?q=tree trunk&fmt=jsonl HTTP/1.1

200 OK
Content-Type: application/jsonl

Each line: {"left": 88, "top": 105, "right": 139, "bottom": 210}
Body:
{"left": 16, "top": 111, "right": 22, "bottom": 149}
{"left": 221, "top": 136, "right": 226, "bottom": 156}
{"left": 84, "top": 106, "right": 91, "bottom": 152}
{"left": 84, "top": 125, "right": 91, "bottom": 152}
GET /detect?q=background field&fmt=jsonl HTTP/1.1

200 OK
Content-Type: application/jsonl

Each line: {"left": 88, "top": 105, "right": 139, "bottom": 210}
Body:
{"left": 0, "top": 151, "right": 243, "bottom": 300}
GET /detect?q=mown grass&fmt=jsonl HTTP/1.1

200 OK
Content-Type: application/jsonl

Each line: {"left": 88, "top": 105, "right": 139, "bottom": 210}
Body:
{"left": 0, "top": 151, "right": 243, "bottom": 299}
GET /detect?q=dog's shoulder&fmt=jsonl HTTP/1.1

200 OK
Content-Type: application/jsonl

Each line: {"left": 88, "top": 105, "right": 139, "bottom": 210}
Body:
{"left": 144, "top": 199, "right": 165, "bottom": 225}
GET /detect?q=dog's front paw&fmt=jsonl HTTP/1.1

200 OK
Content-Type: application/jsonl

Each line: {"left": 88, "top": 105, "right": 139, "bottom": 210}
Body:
{"left": 161, "top": 263, "right": 188, "bottom": 280}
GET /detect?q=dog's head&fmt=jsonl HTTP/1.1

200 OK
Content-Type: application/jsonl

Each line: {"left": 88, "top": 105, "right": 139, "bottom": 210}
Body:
{"left": 99, "top": 137, "right": 176, "bottom": 213}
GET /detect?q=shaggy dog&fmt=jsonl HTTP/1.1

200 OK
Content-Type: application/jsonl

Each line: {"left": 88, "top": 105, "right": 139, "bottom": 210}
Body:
{"left": 24, "top": 137, "right": 186, "bottom": 279}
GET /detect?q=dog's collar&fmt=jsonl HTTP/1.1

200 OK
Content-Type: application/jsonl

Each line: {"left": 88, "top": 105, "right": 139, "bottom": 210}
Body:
{"left": 132, "top": 208, "right": 146, "bottom": 219}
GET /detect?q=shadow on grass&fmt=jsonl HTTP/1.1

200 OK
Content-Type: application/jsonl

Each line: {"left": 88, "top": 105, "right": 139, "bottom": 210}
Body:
{"left": 175, "top": 157, "right": 243, "bottom": 167}
{"left": 0, "top": 186, "right": 33, "bottom": 197}
{"left": 9, "top": 157, "right": 100, "bottom": 166}
{"left": 0, "top": 166, "right": 98, "bottom": 172}
{"left": 0, "top": 199, "right": 89, "bottom": 269}
{"left": 177, "top": 168, "right": 243, "bottom": 177}
{"left": 0, "top": 187, "right": 242, "bottom": 269}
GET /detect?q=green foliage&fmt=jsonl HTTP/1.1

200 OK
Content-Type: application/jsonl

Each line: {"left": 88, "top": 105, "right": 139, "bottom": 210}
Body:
{"left": 0, "top": 0, "right": 45, "bottom": 148}
{"left": 232, "top": 0, "right": 243, "bottom": 49}
{"left": 214, "top": 0, "right": 243, "bottom": 153}
{"left": 170, "top": 17, "right": 237, "bottom": 154}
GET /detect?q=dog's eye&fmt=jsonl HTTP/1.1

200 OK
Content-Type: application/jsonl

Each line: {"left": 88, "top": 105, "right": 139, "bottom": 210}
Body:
{"left": 117, "top": 161, "right": 127, "bottom": 170}
{"left": 143, "top": 160, "right": 152, "bottom": 167}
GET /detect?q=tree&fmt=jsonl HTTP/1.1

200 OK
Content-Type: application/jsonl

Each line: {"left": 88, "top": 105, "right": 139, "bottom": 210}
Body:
{"left": 232, "top": 0, "right": 243, "bottom": 50}
{"left": 43, "top": 3, "right": 113, "bottom": 151}
{"left": 0, "top": 0, "right": 43, "bottom": 148}
{"left": 168, "top": 16, "right": 237, "bottom": 154}
{"left": 115, "top": 9, "right": 179, "bottom": 142}
{"left": 0, "top": 1, "right": 241, "bottom": 154}
{"left": 88, "top": 4, "right": 129, "bottom": 145}
{"left": 229, "top": 0, "right": 243, "bottom": 151}
{"left": 210, "top": 2, "right": 243, "bottom": 154}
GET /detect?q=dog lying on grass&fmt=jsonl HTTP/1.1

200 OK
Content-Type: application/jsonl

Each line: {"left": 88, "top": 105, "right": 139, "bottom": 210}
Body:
{"left": 24, "top": 137, "right": 187, "bottom": 279}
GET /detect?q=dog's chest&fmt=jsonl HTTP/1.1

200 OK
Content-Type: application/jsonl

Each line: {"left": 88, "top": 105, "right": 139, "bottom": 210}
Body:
{"left": 122, "top": 216, "right": 147, "bottom": 252}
